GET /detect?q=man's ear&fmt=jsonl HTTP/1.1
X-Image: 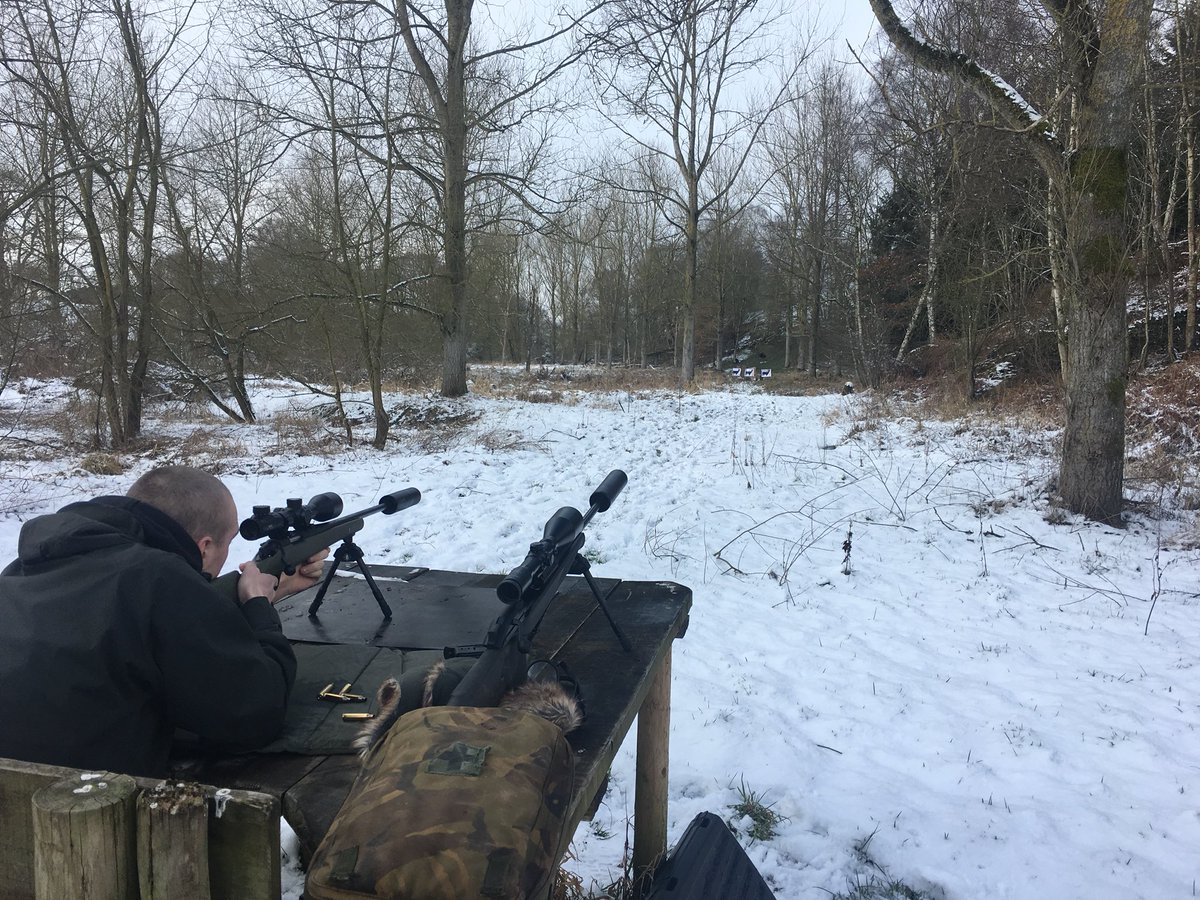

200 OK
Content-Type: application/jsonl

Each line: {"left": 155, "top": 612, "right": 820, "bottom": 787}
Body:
{"left": 196, "top": 534, "right": 215, "bottom": 564}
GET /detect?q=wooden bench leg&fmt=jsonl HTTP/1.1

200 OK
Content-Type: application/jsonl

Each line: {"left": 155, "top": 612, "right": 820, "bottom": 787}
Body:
{"left": 632, "top": 646, "right": 672, "bottom": 880}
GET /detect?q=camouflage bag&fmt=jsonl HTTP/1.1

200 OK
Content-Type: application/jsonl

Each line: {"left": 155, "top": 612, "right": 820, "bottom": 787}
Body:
{"left": 305, "top": 705, "right": 575, "bottom": 900}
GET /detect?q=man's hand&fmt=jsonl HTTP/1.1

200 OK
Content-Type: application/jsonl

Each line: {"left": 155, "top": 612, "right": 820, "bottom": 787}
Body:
{"left": 274, "top": 548, "right": 331, "bottom": 600}
{"left": 236, "top": 561, "right": 280, "bottom": 605}
{"left": 238, "top": 548, "right": 330, "bottom": 604}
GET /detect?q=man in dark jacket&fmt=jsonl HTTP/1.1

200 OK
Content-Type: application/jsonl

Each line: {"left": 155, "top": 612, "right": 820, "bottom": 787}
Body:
{"left": 0, "top": 466, "right": 326, "bottom": 777}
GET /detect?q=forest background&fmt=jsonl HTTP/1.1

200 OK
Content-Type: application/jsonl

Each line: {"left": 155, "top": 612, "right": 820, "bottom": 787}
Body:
{"left": 0, "top": 0, "right": 1198, "bottom": 518}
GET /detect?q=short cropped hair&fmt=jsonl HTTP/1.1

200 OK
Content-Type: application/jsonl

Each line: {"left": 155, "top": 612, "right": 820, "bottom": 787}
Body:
{"left": 127, "top": 466, "right": 235, "bottom": 543}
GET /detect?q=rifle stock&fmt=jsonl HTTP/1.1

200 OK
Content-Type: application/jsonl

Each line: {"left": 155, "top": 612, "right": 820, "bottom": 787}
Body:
{"left": 444, "top": 639, "right": 529, "bottom": 708}
{"left": 253, "top": 519, "right": 365, "bottom": 577}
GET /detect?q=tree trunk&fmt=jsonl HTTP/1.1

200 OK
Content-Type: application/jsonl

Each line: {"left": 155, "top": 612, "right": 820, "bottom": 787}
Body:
{"left": 1186, "top": 114, "right": 1197, "bottom": 351}
{"left": 681, "top": 203, "right": 699, "bottom": 383}
{"left": 33, "top": 773, "right": 139, "bottom": 900}
{"left": 896, "top": 208, "right": 941, "bottom": 363}
{"left": 1046, "top": 179, "right": 1072, "bottom": 379}
{"left": 806, "top": 247, "right": 823, "bottom": 377}
{"left": 1057, "top": 0, "right": 1153, "bottom": 522}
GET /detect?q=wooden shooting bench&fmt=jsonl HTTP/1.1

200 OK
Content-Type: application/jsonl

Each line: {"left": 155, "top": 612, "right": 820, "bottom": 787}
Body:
{"left": 193, "top": 564, "right": 690, "bottom": 890}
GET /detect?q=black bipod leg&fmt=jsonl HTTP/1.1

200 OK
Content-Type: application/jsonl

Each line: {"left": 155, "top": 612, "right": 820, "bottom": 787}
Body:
{"left": 574, "top": 555, "right": 633, "bottom": 653}
{"left": 306, "top": 550, "right": 343, "bottom": 617}
{"left": 340, "top": 539, "right": 393, "bottom": 619}
{"left": 307, "top": 539, "right": 394, "bottom": 619}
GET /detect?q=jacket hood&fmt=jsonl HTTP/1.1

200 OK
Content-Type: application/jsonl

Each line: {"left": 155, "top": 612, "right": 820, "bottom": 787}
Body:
{"left": 16, "top": 496, "right": 204, "bottom": 573}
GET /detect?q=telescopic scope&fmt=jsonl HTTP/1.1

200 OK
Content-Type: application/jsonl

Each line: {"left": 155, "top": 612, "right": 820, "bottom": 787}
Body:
{"left": 239, "top": 492, "right": 343, "bottom": 541}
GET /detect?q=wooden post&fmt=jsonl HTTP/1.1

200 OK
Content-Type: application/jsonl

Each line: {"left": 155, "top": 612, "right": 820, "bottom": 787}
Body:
{"left": 137, "top": 781, "right": 211, "bottom": 900}
{"left": 206, "top": 788, "right": 281, "bottom": 900}
{"left": 31, "top": 772, "right": 138, "bottom": 900}
{"left": 632, "top": 647, "right": 672, "bottom": 879}
{"left": 1, "top": 758, "right": 280, "bottom": 900}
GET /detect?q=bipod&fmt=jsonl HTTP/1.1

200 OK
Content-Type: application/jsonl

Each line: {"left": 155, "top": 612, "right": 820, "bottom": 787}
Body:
{"left": 307, "top": 537, "right": 393, "bottom": 619}
{"left": 570, "top": 554, "right": 632, "bottom": 652}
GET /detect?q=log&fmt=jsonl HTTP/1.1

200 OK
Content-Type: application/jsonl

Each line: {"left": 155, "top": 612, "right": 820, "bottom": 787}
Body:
{"left": 137, "top": 781, "right": 211, "bottom": 900}
{"left": 31, "top": 771, "right": 138, "bottom": 900}
{"left": 0, "top": 759, "right": 59, "bottom": 900}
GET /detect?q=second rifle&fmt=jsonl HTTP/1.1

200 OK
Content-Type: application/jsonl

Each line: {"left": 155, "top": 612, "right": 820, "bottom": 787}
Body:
{"left": 445, "top": 470, "right": 633, "bottom": 708}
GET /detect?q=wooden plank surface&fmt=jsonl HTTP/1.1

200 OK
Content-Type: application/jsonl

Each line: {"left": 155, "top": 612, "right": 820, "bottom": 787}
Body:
{"left": 205, "top": 568, "right": 690, "bottom": 864}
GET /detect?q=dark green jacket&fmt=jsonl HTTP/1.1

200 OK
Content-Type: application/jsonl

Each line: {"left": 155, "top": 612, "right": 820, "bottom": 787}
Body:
{"left": 0, "top": 496, "right": 296, "bottom": 776}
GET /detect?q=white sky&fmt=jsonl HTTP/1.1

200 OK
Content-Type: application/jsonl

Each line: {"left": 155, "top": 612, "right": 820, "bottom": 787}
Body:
{"left": 830, "top": 0, "right": 880, "bottom": 53}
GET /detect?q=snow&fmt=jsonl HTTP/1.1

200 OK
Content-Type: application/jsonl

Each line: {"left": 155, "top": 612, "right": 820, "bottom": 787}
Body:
{"left": 2, "top": 373, "right": 1199, "bottom": 899}
{"left": 980, "top": 66, "right": 1044, "bottom": 125}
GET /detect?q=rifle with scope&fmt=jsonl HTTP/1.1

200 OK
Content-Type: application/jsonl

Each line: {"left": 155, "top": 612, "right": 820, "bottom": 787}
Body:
{"left": 239, "top": 487, "right": 421, "bottom": 618}
{"left": 444, "top": 470, "right": 633, "bottom": 707}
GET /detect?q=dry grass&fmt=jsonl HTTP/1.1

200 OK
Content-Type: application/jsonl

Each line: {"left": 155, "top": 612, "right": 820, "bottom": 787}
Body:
{"left": 1127, "top": 355, "right": 1200, "bottom": 455}
{"left": 760, "top": 369, "right": 860, "bottom": 397}
{"left": 551, "top": 847, "right": 589, "bottom": 900}
{"left": 476, "top": 426, "right": 550, "bottom": 454}
{"left": 79, "top": 452, "right": 125, "bottom": 475}
{"left": 821, "top": 371, "right": 1064, "bottom": 450}
{"left": 149, "top": 398, "right": 232, "bottom": 427}
{"left": 1125, "top": 446, "right": 1200, "bottom": 511}
{"left": 269, "top": 408, "right": 346, "bottom": 457}
{"left": 1125, "top": 356, "right": 1200, "bottom": 511}
{"left": 821, "top": 358, "right": 1200, "bottom": 515}
{"left": 174, "top": 427, "right": 251, "bottom": 469}
{"left": 466, "top": 363, "right": 729, "bottom": 400}
{"left": 0, "top": 391, "right": 96, "bottom": 457}
{"left": 386, "top": 400, "right": 481, "bottom": 454}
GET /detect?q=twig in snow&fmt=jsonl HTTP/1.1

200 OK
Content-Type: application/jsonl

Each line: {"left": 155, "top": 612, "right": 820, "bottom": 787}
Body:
{"left": 841, "top": 522, "right": 853, "bottom": 576}
{"left": 1144, "top": 536, "right": 1164, "bottom": 636}
{"left": 998, "top": 524, "right": 1064, "bottom": 554}
{"left": 979, "top": 519, "right": 989, "bottom": 577}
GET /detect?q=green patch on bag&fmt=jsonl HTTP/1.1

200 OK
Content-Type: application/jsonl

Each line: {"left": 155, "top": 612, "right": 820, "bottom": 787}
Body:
{"left": 426, "top": 740, "right": 490, "bottom": 776}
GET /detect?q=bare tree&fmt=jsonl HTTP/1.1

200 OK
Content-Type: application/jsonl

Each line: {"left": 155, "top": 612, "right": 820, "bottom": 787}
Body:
{"left": 245, "top": 0, "right": 443, "bottom": 444}
{"left": 391, "top": 2, "right": 622, "bottom": 394}
{"left": 869, "top": 0, "right": 1153, "bottom": 523}
{"left": 590, "top": 0, "right": 800, "bottom": 383}
{"left": 764, "top": 60, "right": 865, "bottom": 375}
{"left": 157, "top": 71, "right": 287, "bottom": 423}
{"left": 0, "top": 0, "right": 193, "bottom": 446}
{"left": 1174, "top": 0, "right": 1199, "bottom": 351}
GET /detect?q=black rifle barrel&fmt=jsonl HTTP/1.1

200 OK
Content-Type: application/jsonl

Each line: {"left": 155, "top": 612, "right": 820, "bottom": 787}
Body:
{"left": 589, "top": 469, "right": 628, "bottom": 512}
{"left": 375, "top": 487, "right": 422, "bottom": 515}
{"left": 290, "top": 487, "right": 421, "bottom": 536}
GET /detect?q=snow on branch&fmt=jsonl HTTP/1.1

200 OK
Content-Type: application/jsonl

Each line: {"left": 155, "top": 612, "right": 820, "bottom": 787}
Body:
{"left": 867, "top": 0, "right": 1062, "bottom": 165}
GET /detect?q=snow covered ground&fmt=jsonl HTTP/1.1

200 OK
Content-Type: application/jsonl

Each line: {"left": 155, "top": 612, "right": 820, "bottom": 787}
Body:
{"left": 2, "top": 371, "right": 1198, "bottom": 899}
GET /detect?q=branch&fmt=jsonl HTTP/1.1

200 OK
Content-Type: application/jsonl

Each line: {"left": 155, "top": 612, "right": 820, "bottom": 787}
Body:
{"left": 867, "top": 0, "right": 1064, "bottom": 170}
{"left": 9, "top": 274, "right": 99, "bottom": 339}
{"left": 150, "top": 324, "right": 249, "bottom": 423}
